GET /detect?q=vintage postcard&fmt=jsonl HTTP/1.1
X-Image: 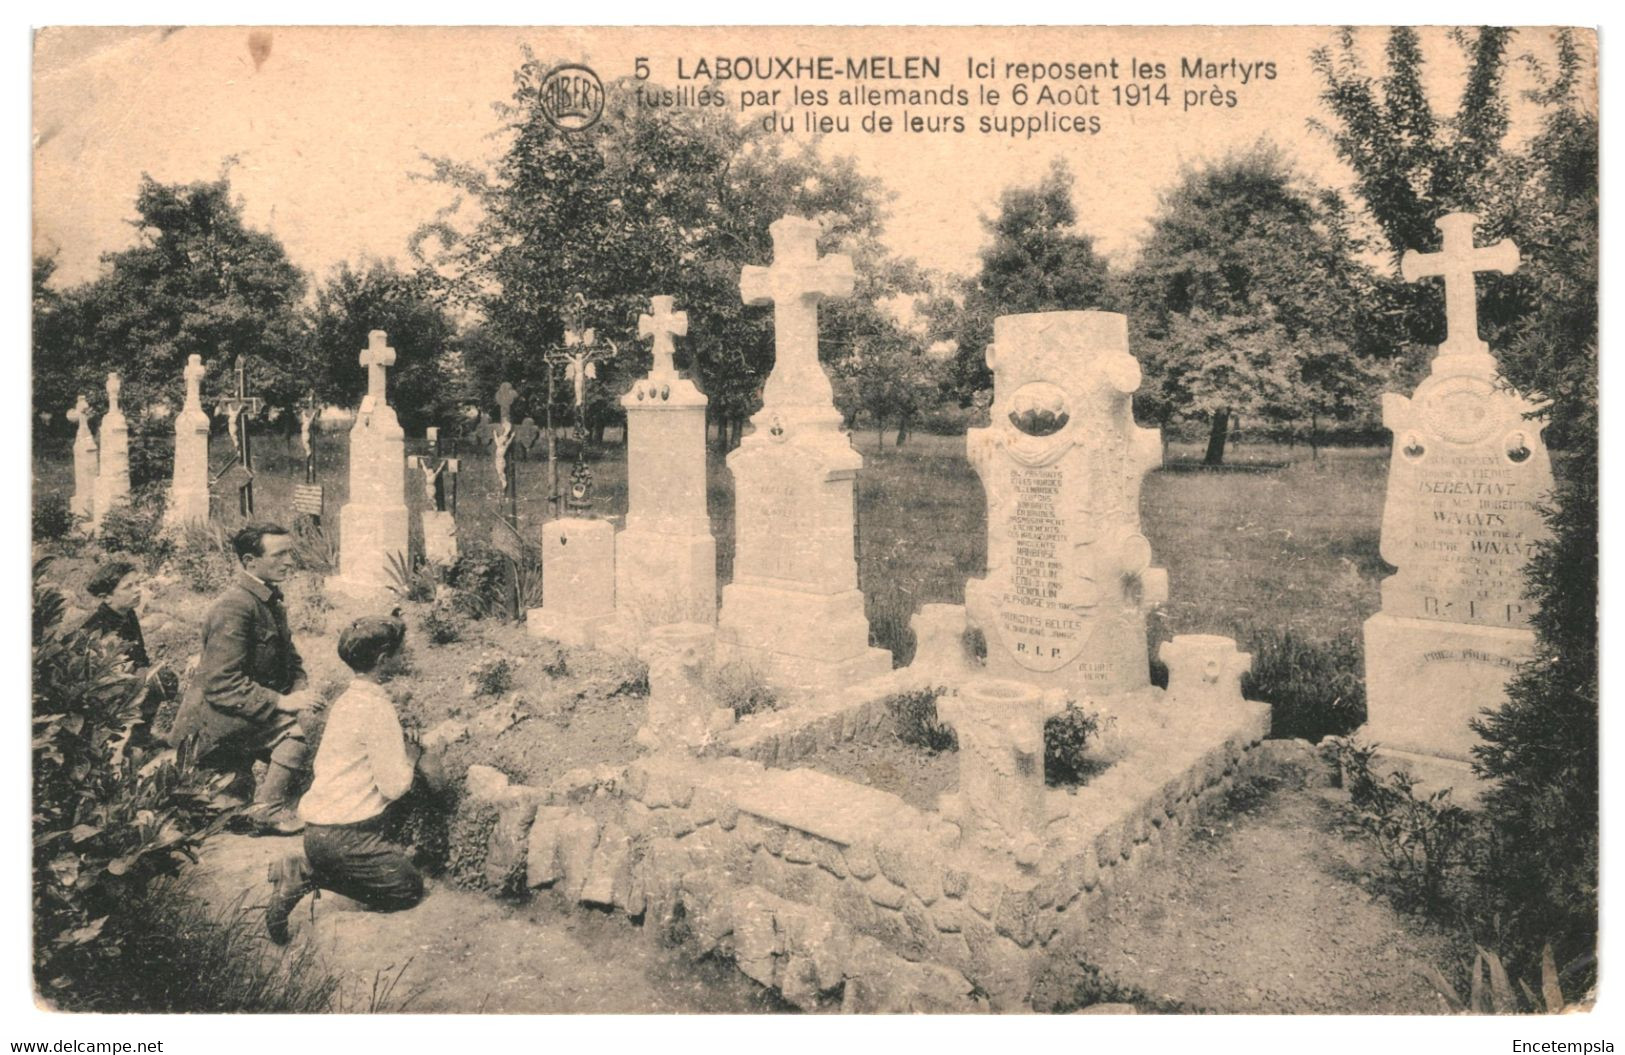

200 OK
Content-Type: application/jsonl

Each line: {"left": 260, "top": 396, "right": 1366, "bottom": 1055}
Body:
{"left": 27, "top": 23, "right": 1598, "bottom": 1037}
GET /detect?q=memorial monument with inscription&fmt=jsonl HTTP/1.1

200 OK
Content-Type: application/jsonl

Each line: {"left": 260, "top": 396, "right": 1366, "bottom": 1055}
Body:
{"left": 1362, "top": 213, "right": 1551, "bottom": 792}
{"left": 329, "top": 331, "right": 410, "bottom": 597}
{"left": 964, "top": 310, "right": 1168, "bottom": 702}
{"left": 716, "top": 216, "right": 892, "bottom": 695}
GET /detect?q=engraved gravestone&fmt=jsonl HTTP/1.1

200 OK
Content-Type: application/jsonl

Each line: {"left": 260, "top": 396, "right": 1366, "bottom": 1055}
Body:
{"left": 166, "top": 354, "right": 211, "bottom": 528}
{"left": 716, "top": 216, "right": 891, "bottom": 694}
{"left": 616, "top": 295, "right": 718, "bottom": 627}
{"left": 329, "top": 330, "right": 409, "bottom": 596}
{"left": 91, "top": 373, "right": 130, "bottom": 531}
{"left": 1362, "top": 214, "right": 1550, "bottom": 788}
{"left": 964, "top": 311, "right": 1168, "bottom": 701}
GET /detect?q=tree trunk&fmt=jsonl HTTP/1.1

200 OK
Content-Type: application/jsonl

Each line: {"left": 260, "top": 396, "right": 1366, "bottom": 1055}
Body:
{"left": 1203, "top": 408, "right": 1231, "bottom": 467}
{"left": 1309, "top": 413, "right": 1321, "bottom": 461}
{"left": 895, "top": 416, "right": 910, "bottom": 447}
{"left": 729, "top": 416, "right": 743, "bottom": 450}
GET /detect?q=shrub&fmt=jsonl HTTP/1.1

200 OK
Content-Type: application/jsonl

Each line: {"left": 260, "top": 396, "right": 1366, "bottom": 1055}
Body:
{"left": 1044, "top": 701, "right": 1111, "bottom": 786}
{"left": 96, "top": 485, "right": 173, "bottom": 570}
{"left": 386, "top": 551, "right": 437, "bottom": 603}
{"left": 468, "top": 657, "right": 514, "bottom": 697}
{"left": 421, "top": 598, "right": 463, "bottom": 645}
{"left": 171, "top": 521, "right": 234, "bottom": 594}
{"left": 291, "top": 519, "right": 338, "bottom": 575}
{"left": 447, "top": 540, "right": 515, "bottom": 619}
{"left": 126, "top": 438, "right": 172, "bottom": 491}
{"left": 33, "top": 492, "right": 76, "bottom": 539}
{"left": 1322, "top": 737, "right": 1480, "bottom": 914}
{"left": 443, "top": 791, "right": 499, "bottom": 892}
{"left": 1242, "top": 629, "right": 1365, "bottom": 741}
{"left": 700, "top": 659, "right": 777, "bottom": 720}
{"left": 33, "top": 560, "right": 232, "bottom": 1006}
{"left": 885, "top": 687, "right": 957, "bottom": 751}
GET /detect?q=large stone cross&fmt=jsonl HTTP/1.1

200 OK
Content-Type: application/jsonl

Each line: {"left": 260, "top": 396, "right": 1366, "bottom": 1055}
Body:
{"left": 739, "top": 216, "right": 853, "bottom": 413}
{"left": 1401, "top": 212, "right": 1520, "bottom": 358}
{"left": 182, "top": 354, "right": 207, "bottom": 412}
{"left": 638, "top": 295, "right": 688, "bottom": 379}
{"left": 360, "top": 330, "right": 397, "bottom": 402}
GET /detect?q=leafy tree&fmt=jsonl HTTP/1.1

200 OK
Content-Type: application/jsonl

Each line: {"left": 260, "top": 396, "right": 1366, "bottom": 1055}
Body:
{"left": 1126, "top": 143, "right": 1389, "bottom": 463}
{"left": 415, "top": 53, "right": 914, "bottom": 451}
{"left": 307, "top": 260, "right": 463, "bottom": 432}
{"left": 943, "top": 159, "right": 1115, "bottom": 400}
{"left": 33, "top": 172, "right": 310, "bottom": 430}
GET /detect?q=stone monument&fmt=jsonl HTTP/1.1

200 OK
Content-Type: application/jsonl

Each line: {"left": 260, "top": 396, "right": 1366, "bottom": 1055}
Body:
{"left": 717, "top": 216, "right": 891, "bottom": 695}
{"left": 964, "top": 311, "right": 1168, "bottom": 702}
{"left": 938, "top": 679, "right": 1066, "bottom": 867}
{"left": 329, "top": 331, "right": 410, "bottom": 597}
{"left": 1362, "top": 213, "right": 1549, "bottom": 791}
{"left": 68, "top": 394, "right": 97, "bottom": 522}
{"left": 415, "top": 427, "right": 459, "bottom": 566}
{"left": 91, "top": 373, "right": 130, "bottom": 531}
{"left": 166, "top": 354, "right": 211, "bottom": 528}
{"left": 616, "top": 295, "right": 718, "bottom": 628}
{"left": 527, "top": 515, "right": 617, "bottom": 648}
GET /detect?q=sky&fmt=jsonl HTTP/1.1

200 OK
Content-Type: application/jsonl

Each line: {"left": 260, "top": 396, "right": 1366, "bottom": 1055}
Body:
{"left": 32, "top": 25, "right": 1591, "bottom": 293}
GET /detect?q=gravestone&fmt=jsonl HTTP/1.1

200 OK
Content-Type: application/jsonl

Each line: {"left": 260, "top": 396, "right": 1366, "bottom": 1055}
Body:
{"left": 166, "top": 355, "right": 211, "bottom": 528}
{"left": 717, "top": 216, "right": 891, "bottom": 695}
{"left": 527, "top": 517, "right": 617, "bottom": 648}
{"left": 963, "top": 311, "right": 1168, "bottom": 701}
{"left": 1362, "top": 214, "right": 1549, "bottom": 791}
{"left": 1159, "top": 635, "right": 1252, "bottom": 712}
{"left": 68, "top": 394, "right": 97, "bottom": 522}
{"left": 514, "top": 417, "right": 542, "bottom": 460}
{"left": 616, "top": 295, "right": 718, "bottom": 627}
{"left": 329, "top": 330, "right": 409, "bottom": 597}
{"left": 91, "top": 373, "right": 130, "bottom": 531}
{"left": 937, "top": 679, "right": 1065, "bottom": 867}
{"left": 413, "top": 429, "right": 459, "bottom": 566}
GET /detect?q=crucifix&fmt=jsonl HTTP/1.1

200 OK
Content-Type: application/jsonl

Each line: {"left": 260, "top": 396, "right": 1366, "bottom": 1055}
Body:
{"left": 412, "top": 427, "right": 460, "bottom": 517}
{"left": 289, "top": 391, "right": 326, "bottom": 525}
{"left": 359, "top": 329, "right": 397, "bottom": 414}
{"left": 1400, "top": 212, "right": 1521, "bottom": 360}
{"left": 213, "top": 356, "right": 264, "bottom": 516}
{"left": 493, "top": 381, "right": 519, "bottom": 530}
{"left": 544, "top": 323, "right": 617, "bottom": 514}
{"left": 740, "top": 215, "right": 854, "bottom": 424}
{"left": 638, "top": 295, "right": 688, "bottom": 383}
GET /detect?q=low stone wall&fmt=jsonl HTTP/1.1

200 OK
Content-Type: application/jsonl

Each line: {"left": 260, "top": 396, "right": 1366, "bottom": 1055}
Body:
{"left": 460, "top": 695, "right": 1274, "bottom": 1011}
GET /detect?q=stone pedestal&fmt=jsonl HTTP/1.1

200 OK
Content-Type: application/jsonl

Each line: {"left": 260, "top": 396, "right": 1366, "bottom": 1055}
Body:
{"left": 616, "top": 369, "right": 716, "bottom": 628}
{"left": 329, "top": 332, "right": 409, "bottom": 598}
{"left": 422, "top": 510, "right": 458, "bottom": 566}
{"left": 167, "top": 356, "right": 212, "bottom": 529}
{"left": 637, "top": 622, "right": 733, "bottom": 751}
{"left": 964, "top": 311, "right": 1167, "bottom": 702}
{"left": 528, "top": 517, "right": 616, "bottom": 648}
{"left": 69, "top": 396, "right": 97, "bottom": 522}
{"left": 938, "top": 679, "right": 1064, "bottom": 867}
{"left": 906, "top": 603, "right": 974, "bottom": 682}
{"left": 1159, "top": 634, "right": 1252, "bottom": 711}
{"left": 91, "top": 375, "right": 130, "bottom": 531}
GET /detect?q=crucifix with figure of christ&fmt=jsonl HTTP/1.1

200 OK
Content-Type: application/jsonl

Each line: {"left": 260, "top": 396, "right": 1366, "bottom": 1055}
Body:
{"left": 213, "top": 356, "right": 263, "bottom": 516}
{"left": 291, "top": 391, "right": 326, "bottom": 524}
{"left": 544, "top": 322, "right": 617, "bottom": 515}
{"left": 492, "top": 381, "right": 520, "bottom": 531}
{"left": 1400, "top": 212, "right": 1520, "bottom": 361}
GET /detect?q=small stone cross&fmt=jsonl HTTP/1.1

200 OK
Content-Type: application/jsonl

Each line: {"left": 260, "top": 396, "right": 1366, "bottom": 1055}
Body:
{"left": 182, "top": 355, "right": 207, "bottom": 411}
{"left": 360, "top": 330, "right": 397, "bottom": 402}
{"left": 739, "top": 216, "right": 853, "bottom": 410}
{"left": 638, "top": 295, "right": 688, "bottom": 379}
{"left": 69, "top": 394, "right": 92, "bottom": 428}
{"left": 1401, "top": 213, "right": 1520, "bottom": 358}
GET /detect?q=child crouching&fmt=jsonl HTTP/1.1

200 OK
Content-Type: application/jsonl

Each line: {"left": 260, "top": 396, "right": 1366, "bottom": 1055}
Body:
{"left": 267, "top": 612, "right": 441, "bottom": 943}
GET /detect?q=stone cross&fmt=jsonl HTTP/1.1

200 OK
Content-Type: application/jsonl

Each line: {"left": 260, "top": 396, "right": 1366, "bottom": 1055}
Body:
{"left": 495, "top": 382, "right": 518, "bottom": 428}
{"left": 182, "top": 354, "right": 206, "bottom": 413}
{"left": 1401, "top": 212, "right": 1520, "bottom": 359}
{"left": 105, "top": 373, "right": 123, "bottom": 417}
{"left": 213, "top": 357, "right": 264, "bottom": 514}
{"left": 739, "top": 216, "right": 854, "bottom": 413}
{"left": 69, "top": 394, "right": 93, "bottom": 436}
{"left": 637, "top": 295, "right": 688, "bottom": 380}
{"left": 360, "top": 330, "right": 397, "bottom": 403}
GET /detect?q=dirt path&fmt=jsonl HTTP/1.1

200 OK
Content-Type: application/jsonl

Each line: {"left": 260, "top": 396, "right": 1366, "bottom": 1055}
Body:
{"left": 188, "top": 835, "right": 786, "bottom": 1014}
{"left": 1083, "top": 781, "right": 1461, "bottom": 1014}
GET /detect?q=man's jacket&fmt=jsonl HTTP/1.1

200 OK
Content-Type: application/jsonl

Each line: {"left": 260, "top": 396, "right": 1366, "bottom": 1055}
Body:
{"left": 169, "top": 571, "right": 305, "bottom": 759}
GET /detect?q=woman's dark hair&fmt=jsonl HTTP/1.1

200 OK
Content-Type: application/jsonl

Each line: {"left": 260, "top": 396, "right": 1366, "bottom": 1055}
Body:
{"left": 85, "top": 559, "right": 137, "bottom": 598}
{"left": 338, "top": 611, "right": 408, "bottom": 674}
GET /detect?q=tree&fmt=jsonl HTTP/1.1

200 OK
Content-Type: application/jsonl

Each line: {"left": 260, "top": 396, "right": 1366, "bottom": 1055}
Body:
{"left": 414, "top": 52, "right": 915, "bottom": 452}
{"left": 1126, "top": 143, "right": 1389, "bottom": 464}
{"left": 944, "top": 159, "right": 1115, "bottom": 401}
{"left": 33, "top": 172, "right": 310, "bottom": 429}
{"left": 307, "top": 260, "right": 463, "bottom": 432}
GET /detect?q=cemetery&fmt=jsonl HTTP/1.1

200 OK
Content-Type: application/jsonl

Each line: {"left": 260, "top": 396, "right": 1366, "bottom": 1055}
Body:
{"left": 30, "top": 26, "right": 1595, "bottom": 1019}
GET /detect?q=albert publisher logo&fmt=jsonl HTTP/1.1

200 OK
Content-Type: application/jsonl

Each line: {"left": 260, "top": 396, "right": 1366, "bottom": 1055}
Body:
{"left": 540, "top": 64, "right": 605, "bottom": 132}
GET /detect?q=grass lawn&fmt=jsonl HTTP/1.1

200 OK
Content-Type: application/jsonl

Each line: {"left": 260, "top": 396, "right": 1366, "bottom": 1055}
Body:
{"left": 33, "top": 425, "right": 1389, "bottom": 666}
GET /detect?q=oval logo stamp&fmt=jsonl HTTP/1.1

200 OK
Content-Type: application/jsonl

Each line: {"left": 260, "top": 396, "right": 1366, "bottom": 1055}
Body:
{"left": 540, "top": 64, "right": 606, "bottom": 132}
